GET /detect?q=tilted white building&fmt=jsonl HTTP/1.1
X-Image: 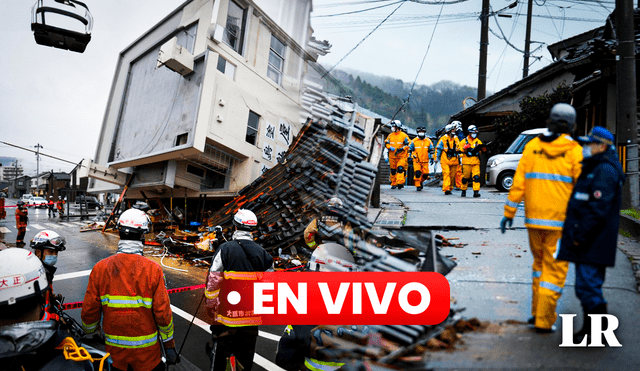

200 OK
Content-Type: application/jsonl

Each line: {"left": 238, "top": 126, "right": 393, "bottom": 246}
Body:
{"left": 89, "top": 0, "right": 330, "bottom": 199}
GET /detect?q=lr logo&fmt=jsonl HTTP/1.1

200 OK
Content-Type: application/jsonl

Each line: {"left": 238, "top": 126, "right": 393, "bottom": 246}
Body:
{"left": 559, "top": 314, "right": 622, "bottom": 347}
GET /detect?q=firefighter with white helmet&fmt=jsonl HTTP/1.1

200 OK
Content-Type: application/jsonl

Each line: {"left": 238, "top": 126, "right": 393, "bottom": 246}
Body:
{"left": 435, "top": 123, "right": 461, "bottom": 194}
{"left": 81, "top": 208, "right": 179, "bottom": 370}
{"left": 384, "top": 120, "right": 410, "bottom": 189}
{"left": 458, "top": 124, "right": 484, "bottom": 197}
{"left": 501, "top": 103, "right": 582, "bottom": 333}
{"left": 15, "top": 201, "right": 28, "bottom": 246}
{"left": 409, "top": 126, "right": 434, "bottom": 191}
{"left": 0, "top": 248, "right": 95, "bottom": 370}
{"left": 204, "top": 208, "right": 272, "bottom": 371}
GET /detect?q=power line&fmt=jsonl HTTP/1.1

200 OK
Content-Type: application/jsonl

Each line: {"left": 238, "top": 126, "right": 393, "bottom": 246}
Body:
{"left": 322, "top": 1, "right": 407, "bottom": 78}
{"left": 314, "top": 0, "right": 405, "bottom": 18}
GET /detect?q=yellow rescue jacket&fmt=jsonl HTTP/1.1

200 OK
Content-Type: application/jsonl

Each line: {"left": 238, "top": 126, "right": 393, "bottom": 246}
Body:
{"left": 458, "top": 136, "right": 483, "bottom": 165}
{"left": 435, "top": 134, "right": 460, "bottom": 166}
{"left": 385, "top": 131, "right": 410, "bottom": 159}
{"left": 504, "top": 134, "right": 582, "bottom": 230}
{"left": 410, "top": 137, "right": 434, "bottom": 163}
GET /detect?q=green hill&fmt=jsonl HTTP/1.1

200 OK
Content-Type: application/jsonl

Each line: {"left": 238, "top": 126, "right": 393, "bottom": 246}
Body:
{"left": 322, "top": 68, "right": 478, "bottom": 135}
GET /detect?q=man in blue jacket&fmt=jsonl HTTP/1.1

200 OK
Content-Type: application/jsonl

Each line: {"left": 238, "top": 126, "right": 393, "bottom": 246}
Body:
{"left": 557, "top": 126, "right": 625, "bottom": 343}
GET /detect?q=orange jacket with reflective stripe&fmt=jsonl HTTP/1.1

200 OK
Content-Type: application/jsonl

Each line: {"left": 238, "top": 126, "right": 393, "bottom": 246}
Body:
{"left": 81, "top": 252, "right": 175, "bottom": 371}
{"left": 504, "top": 134, "right": 582, "bottom": 230}
{"left": 15, "top": 207, "right": 27, "bottom": 228}
{"left": 385, "top": 131, "right": 410, "bottom": 159}
{"left": 458, "top": 136, "right": 483, "bottom": 165}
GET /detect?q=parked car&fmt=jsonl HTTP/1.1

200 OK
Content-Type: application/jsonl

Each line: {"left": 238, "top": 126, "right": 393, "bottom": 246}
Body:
{"left": 485, "top": 128, "right": 550, "bottom": 192}
{"left": 20, "top": 194, "right": 34, "bottom": 204}
{"left": 29, "top": 196, "right": 48, "bottom": 208}
{"left": 76, "top": 195, "right": 104, "bottom": 210}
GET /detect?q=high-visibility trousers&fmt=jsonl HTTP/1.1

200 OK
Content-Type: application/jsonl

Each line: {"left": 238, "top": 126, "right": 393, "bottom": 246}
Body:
{"left": 389, "top": 156, "right": 408, "bottom": 186}
{"left": 413, "top": 162, "right": 429, "bottom": 187}
{"left": 460, "top": 164, "right": 481, "bottom": 191}
{"left": 528, "top": 228, "right": 568, "bottom": 329}
{"left": 441, "top": 162, "right": 458, "bottom": 192}
{"left": 455, "top": 165, "right": 463, "bottom": 189}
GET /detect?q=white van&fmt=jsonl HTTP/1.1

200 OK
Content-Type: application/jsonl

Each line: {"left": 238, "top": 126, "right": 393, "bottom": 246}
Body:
{"left": 485, "top": 128, "right": 550, "bottom": 191}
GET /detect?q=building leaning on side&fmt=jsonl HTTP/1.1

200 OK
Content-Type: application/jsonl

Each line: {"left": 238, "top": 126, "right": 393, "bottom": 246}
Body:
{"left": 88, "top": 0, "right": 330, "bottom": 200}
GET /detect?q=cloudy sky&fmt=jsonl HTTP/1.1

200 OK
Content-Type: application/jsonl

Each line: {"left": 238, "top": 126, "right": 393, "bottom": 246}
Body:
{"left": 1, "top": 0, "right": 613, "bottom": 177}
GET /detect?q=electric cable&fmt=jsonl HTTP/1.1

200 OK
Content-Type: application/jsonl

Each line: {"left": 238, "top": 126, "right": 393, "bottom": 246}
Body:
{"left": 314, "top": 0, "right": 404, "bottom": 17}
{"left": 390, "top": 0, "right": 446, "bottom": 121}
{"left": 321, "top": 1, "right": 407, "bottom": 78}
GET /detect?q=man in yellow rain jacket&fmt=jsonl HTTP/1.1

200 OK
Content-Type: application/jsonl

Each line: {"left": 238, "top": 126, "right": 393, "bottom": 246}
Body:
{"left": 458, "top": 125, "right": 483, "bottom": 198}
{"left": 435, "top": 123, "right": 461, "bottom": 195}
{"left": 500, "top": 103, "right": 583, "bottom": 333}
{"left": 410, "top": 126, "right": 434, "bottom": 191}
{"left": 384, "top": 120, "right": 410, "bottom": 189}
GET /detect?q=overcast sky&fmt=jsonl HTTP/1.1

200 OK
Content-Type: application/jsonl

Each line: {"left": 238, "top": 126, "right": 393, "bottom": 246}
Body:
{"left": 1, "top": 0, "right": 613, "bottom": 178}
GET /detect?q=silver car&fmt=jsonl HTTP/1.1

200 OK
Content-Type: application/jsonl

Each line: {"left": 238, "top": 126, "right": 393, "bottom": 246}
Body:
{"left": 485, "top": 128, "right": 549, "bottom": 192}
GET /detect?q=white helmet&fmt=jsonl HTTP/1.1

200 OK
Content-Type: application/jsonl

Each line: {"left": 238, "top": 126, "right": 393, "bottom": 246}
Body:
{"left": 30, "top": 230, "right": 66, "bottom": 251}
{"left": 117, "top": 208, "right": 151, "bottom": 235}
{"left": 451, "top": 121, "right": 462, "bottom": 131}
{"left": 445, "top": 123, "right": 453, "bottom": 132}
{"left": 467, "top": 125, "right": 478, "bottom": 134}
{"left": 0, "top": 248, "right": 48, "bottom": 306}
{"left": 233, "top": 209, "right": 258, "bottom": 231}
{"left": 308, "top": 243, "right": 356, "bottom": 272}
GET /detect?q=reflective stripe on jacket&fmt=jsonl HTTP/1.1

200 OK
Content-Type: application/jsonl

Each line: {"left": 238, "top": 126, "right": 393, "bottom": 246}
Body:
{"left": 384, "top": 132, "right": 410, "bottom": 159}
{"left": 504, "top": 134, "right": 582, "bottom": 230}
{"left": 81, "top": 250, "right": 175, "bottom": 371}
{"left": 410, "top": 137, "right": 434, "bottom": 163}
{"left": 458, "top": 136, "right": 483, "bottom": 165}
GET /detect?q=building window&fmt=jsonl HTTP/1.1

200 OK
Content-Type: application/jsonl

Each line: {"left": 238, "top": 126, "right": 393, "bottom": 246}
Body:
{"left": 246, "top": 111, "right": 260, "bottom": 146}
{"left": 216, "top": 56, "right": 236, "bottom": 78}
{"left": 224, "top": 0, "right": 247, "bottom": 55}
{"left": 268, "top": 35, "right": 285, "bottom": 84}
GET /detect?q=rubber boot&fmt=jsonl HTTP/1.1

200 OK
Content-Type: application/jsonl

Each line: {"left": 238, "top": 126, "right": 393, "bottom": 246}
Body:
{"left": 416, "top": 186, "right": 423, "bottom": 192}
{"left": 473, "top": 191, "right": 481, "bottom": 198}
{"left": 444, "top": 190, "right": 452, "bottom": 195}
{"left": 461, "top": 190, "right": 466, "bottom": 197}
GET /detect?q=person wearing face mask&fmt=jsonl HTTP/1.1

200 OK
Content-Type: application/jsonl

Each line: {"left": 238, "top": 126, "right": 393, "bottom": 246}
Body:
{"left": 458, "top": 125, "right": 483, "bottom": 198}
{"left": 500, "top": 103, "right": 583, "bottom": 333}
{"left": 557, "top": 126, "right": 624, "bottom": 343}
{"left": 435, "top": 123, "right": 461, "bottom": 195}
{"left": 30, "top": 230, "right": 67, "bottom": 322}
{"left": 409, "top": 126, "right": 434, "bottom": 191}
{"left": 384, "top": 120, "right": 411, "bottom": 189}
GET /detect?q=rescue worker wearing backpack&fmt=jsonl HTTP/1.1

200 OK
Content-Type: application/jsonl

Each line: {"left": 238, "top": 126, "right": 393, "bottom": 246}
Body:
{"left": 0, "top": 248, "right": 97, "bottom": 370}
{"left": 81, "top": 208, "right": 179, "bottom": 371}
{"left": 204, "top": 209, "right": 273, "bottom": 371}
{"left": 409, "top": 126, "right": 434, "bottom": 191}
{"left": 435, "top": 123, "right": 461, "bottom": 195}
{"left": 500, "top": 103, "right": 583, "bottom": 333}
{"left": 453, "top": 121, "right": 465, "bottom": 189}
{"left": 30, "top": 230, "right": 67, "bottom": 322}
{"left": 384, "top": 120, "right": 410, "bottom": 189}
{"left": 458, "top": 125, "right": 483, "bottom": 198}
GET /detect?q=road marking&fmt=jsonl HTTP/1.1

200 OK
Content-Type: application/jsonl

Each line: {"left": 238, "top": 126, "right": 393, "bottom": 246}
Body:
{"left": 60, "top": 222, "right": 78, "bottom": 228}
{"left": 0, "top": 227, "right": 11, "bottom": 233}
{"left": 170, "top": 304, "right": 284, "bottom": 370}
{"left": 72, "top": 221, "right": 88, "bottom": 226}
{"left": 42, "top": 223, "right": 58, "bottom": 229}
{"left": 53, "top": 270, "right": 92, "bottom": 282}
{"left": 31, "top": 224, "right": 45, "bottom": 230}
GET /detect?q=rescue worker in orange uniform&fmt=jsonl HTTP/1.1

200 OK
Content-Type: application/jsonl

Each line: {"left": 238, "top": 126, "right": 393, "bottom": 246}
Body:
{"left": 56, "top": 196, "right": 65, "bottom": 217}
{"left": 458, "top": 125, "right": 483, "bottom": 198}
{"left": 81, "top": 208, "right": 179, "bottom": 371}
{"left": 409, "top": 126, "right": 434, "bottom": 191}
{"left": 384, "top": 120, "right": 410, "bottom": 189}
{"left": 204, "top": 209, "right": 273, "bottom": 371}
{"left": 501, "top": 103, "right": 582, "bottom": 333}
{"left": 435, "top": 123, "right": 461, "bottom": 195}
{"left": 15, "top": 200, "right": 28, "bottom": 246}
{"left": 30, "top": 230, "right": 67, "bottom": 322}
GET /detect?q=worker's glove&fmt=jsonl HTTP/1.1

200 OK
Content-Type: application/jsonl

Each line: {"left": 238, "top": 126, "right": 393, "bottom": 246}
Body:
{"left": 165, "top": 347, "right": 180, "bottom": 365}
{"left": 395, "top": 147, "right": 405, "bottom": 154}
{"left": 500, "top": 217, "right": 513, "bottom": 234}
{"left": 389, "top": 146, "right": 396, "bottom": 152}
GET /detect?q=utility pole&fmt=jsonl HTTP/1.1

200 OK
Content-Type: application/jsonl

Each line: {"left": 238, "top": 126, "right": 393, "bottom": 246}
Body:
{"left": 35, "top": 143, "right": 43, "bottom": 196}
{"left": 522, "top": 0, "right": 533, "bottom": 78}
{"left": 616, "top": 0, "right": 639, "bottom": 209}
{"left": 13, "top": 160, "right": 18, "bottom": 198}
{"left": 477, "top": 0, "right": 490, "bottom": 100}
